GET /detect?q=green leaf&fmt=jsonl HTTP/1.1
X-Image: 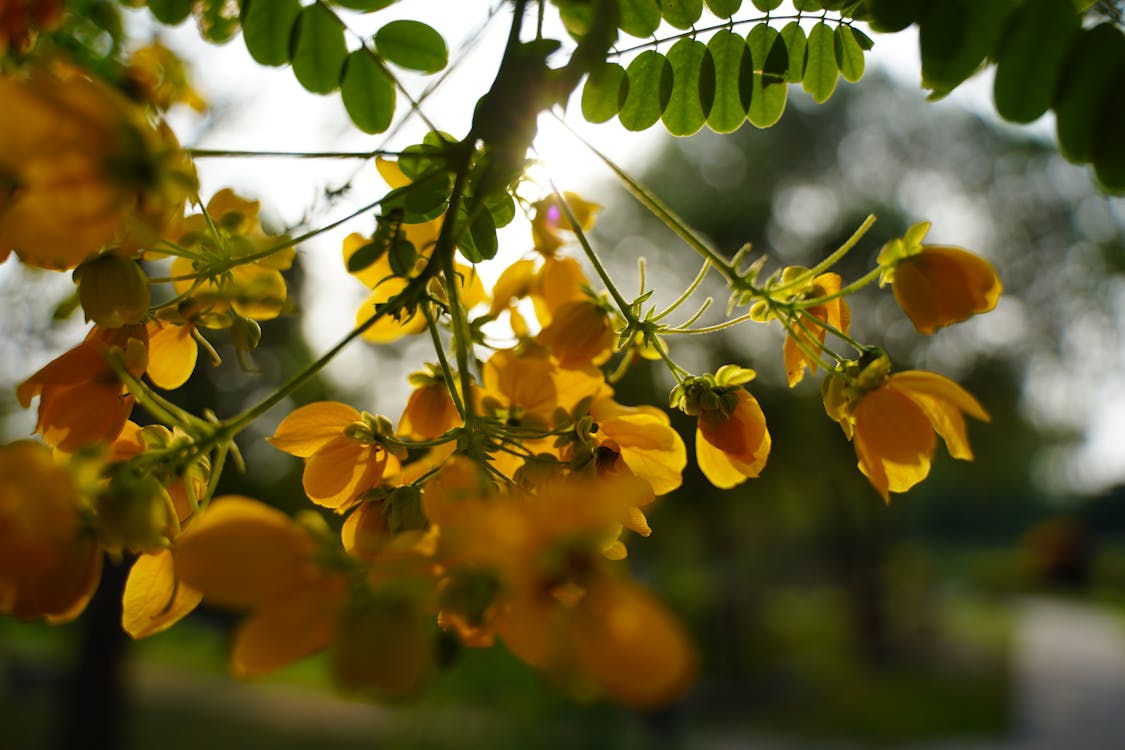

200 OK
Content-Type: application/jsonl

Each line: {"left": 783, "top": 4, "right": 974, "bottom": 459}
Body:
{"left": 780, "top": 21, "right": 806, "bottom": 83}
{"left": 751, "top": 0, "right": 783, "bottom": 9}
{"left": 803, "top": 22, "right": 838, "bottom": 103}
{"left": 833, "top": 25, "right": 865, "bottom": 83}
{"left": 707, "top": 29, "right": 750, "bottom": 133}
{"left": 747, "top": 23, "right": 787, "bottom": 128}
{"left": 147, "top": 0, "right": 193, "bottom": 25}
{"left": 919, "top": 0, "right": 1014, "bottom": 96}
{"left": 341, "top": 50, "right": 396, "bottom": 134}
{"left": 793, "top": 0, "right": 822, "bottom": 9}
{"left": 1093, "top": 67, "right": 1125, "bottom": 193}
{"left": 291, "top": 4, "right": 347, "bottom": 94}
{"left": 346, "top": 241, "right": 386, "bottom": 274}
{"left": 375, "top": 20, "right": 448, "bottom": 73}
{"left": 865, "top": 0, "right": 922, "bottom": 32}
{"left": 617, "top": 0, "right": 661, "bottom": 38}
{"left": 197, "top": 0, "right": 240, "bottom": 43}
{"left": 242, "top": 0, "right": 300, "bottom": 67}
{"left": 851, "top": 27, "right": 875, "bottom": 51}
{"left": 663, "top": 38, "right": 711, "bottom": 136}
{"left": 1055, "top": 23, "right": 1125, "bottom": 164}
{"left": 457, "top": 209, "right": 498, "bottom": 263}
{"left": 662, "top": 0, "right": 703, "bottom": 29}
{"left": 619, "top": 50, "right": 673, "bottom": 131}
{"left": 484, "top": 191, "right": 516, "bottom": 229}
{"left": 332, "top": 0, "right": 397, "bottom": 9}
{"left": 582, "top": 63, "right": 628, "bottom": 123}
{"left": 993, "top": 0, "right": 1079, "bottom": 123}
{"left": 705, "top": 0, "right": 742, "bottom": 17}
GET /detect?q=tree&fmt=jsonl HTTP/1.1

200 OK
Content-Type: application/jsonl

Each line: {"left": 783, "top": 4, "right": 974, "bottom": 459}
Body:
{"left": 1, "top": 0, "right": 1122, "bottom": 726}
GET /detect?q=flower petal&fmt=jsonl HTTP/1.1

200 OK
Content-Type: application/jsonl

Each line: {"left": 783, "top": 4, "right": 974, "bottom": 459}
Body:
{"left": 122, "top": 548, "right": 202, "bottom": 638}
{"left": 268, "top": 401, "right": 358, "bottom": 458}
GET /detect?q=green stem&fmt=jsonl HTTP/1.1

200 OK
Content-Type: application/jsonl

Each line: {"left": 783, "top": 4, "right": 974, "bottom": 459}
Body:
{"left": 422, "top": 301, "right": 466, "bottom": 419}
{"left": 187, "top": 148, "right": 401, "bottom": 159}
{"left": 772, "top": 214, "right": 877, "bottom": 295}
{"left": 652, "top": 259, "right": 711, "bottom": 321}
{"left": 558, "top": 118, "right": 743, "bottom": 286}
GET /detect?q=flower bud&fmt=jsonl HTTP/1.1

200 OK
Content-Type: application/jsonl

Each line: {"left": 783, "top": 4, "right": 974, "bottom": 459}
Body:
{"left": 75, "top": 255, "right": 151, "bottom": 328}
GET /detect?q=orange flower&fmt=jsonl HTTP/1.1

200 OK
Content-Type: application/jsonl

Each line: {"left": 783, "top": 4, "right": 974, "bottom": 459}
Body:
{"left": 537, "top": 298, "right": 615, "bottom": 368}
{"left": 824, "top": 358, "right": 990, "bottom": 502}
{"left": 0, "top": 68, "right": 194, "bottom": 269}
{"left": 17, "top": 325, "right": 147, "bottom": 452}
{"left": 398, "top": 369, "right": 462, "bottom": 441}
{"left": 878, "top": 222, "right": 1001, "bottom": 334}
{"left": 0, "top": 441, "right": 102, "bottom": 623}
{"left": 531, "top": 192, "right": 601, "bottom": 257}
{"left": 173, "top": 496, "right": 349, "bottom": 677}
{"left": 783, "top": 272, "right": 850, "bottom": 387}
{"left": 696, "top": 389, "right": 771, "bottom": 489}
{"left": 269, "top": 402, "right": 402, "bottom": 510}
{"left": 0, "top": 0, "right": 62, "bottom": 53}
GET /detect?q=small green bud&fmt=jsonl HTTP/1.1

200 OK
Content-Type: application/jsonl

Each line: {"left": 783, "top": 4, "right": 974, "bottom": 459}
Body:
{"left": 75, "top": 255, "right": 151, "bottom": 328}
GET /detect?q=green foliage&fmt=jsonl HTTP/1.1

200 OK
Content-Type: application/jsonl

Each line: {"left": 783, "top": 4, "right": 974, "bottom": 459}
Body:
{"left": 803, "top": 21, "right": 838, "bottom": 103}
{"left": 747, "top": 23, "right": 787, "bottom": 128}
{"left": 834, "top": 24, "right": 866, "bottom": 83}
{"left": 341, "top": 50, "right": 396, "bottom": 134}
{"left": 663, "top": 38, "right": 712, "bottom": 136}
{"left": 706, "top": 28, "right": 751, "bottom": 133}
{"left": 241, "top": 0, "right": 301, "bottom": 67}
{"left": 619, "top": 50, "right": 673, "bottom": 131}
{"left": 1054, "top": 23, "right": 1125, "bottom": 165}
{"left": 705, "top": 0, "right": 742, "bottom": 17}
{"left": 331, "top": 0, "right": 398, "bottom": 9}
{"left": 581, "top": 62, "right": 628, "bottom": 123}
{"left": 993, "top": 0, "right": 1079, "bottom": 123}
{"left": 661, "top": 0, "right": 704, "bottom": 29}
{"left": 291, "top": 3, "right": 348, "bottom": 94}
{"left": 374, "top": 20, "right": 449, "bottom": 73}
{"left": 617, "top": 0, "right": 662, "bottom": 38}
{"left": 919, "top": 0, "right": 1014, "bottom": 96}
{"left": 146, "top": 0, "right": 193, "bottom": 24}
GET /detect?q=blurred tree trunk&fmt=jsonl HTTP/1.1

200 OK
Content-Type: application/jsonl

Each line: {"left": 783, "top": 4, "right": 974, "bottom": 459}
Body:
{"left": 55, "top": 558, "right": 129, "bottom": 750}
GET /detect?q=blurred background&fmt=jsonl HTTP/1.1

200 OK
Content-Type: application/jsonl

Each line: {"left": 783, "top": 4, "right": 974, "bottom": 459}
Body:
{"left": 4, "top": 2, "right": 1125, "bottom": 748}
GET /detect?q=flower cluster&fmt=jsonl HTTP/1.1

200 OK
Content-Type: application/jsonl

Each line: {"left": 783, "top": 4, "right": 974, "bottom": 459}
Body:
{"left": 0, "top": 17, "right": 1007, "bottom": 711}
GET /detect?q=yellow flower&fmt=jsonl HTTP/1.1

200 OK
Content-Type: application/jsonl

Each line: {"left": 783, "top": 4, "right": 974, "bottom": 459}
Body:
{"left": 537, "top": 298, "right": 615, "bottom": 368}
{"left": 269, "top": 402, "right": 402, "bottom": 511}
{"left": 587, "top": 397, "right": 686, "bottom": 500}
{"left": 16, "top": 324, "right": 148, "bottom": 452}
{"left": 824, "top": 359, "right": 990, "bottom": 502}
{"left": 783, "top": 272, "right": 850, "bottom": 387}
{"left": 173, "top": 496, "right": 349, "bottom": 677}
{"left": 0, "top": 67, "right": 194, "bottom": 269}
{"left": 398, "top": 370, "right": 461, "bottom": 441}
{"left": 125, "top": 41, "right": 207, "bottom": 112}
{"left": 878, "top": 222, "right": 1001, "bottom": 334}
{"left": 531, "top": 192, "right": 601, "bottom": 257}
{"left": 696, "top": 389, "right": 771, "bottom": 489}
{"left": 0, "top": 441, "right": 102, "bottom": 623}
{"left": 169, "top": 189, "right": 293, "bottom": 325}
{"left": 121, "top": 548, "right": 202, "bottom": 639}
{"left": 145, "top": 318, "right": 199, "bottom": 391}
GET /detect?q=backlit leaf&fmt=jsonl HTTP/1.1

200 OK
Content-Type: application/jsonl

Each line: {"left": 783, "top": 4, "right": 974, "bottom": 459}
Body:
{"left": 617, "top": 0, "right": 661, "bottom": 38}
{"left": 375, "top": 20, "right": 448, "bottom": 73}
{"left": 662, "top": 0, "right": 703, "bottom": 29}
{"left": 147, "top": 0, "right": 193, "bottom": 25}
{"left": 780, "top": 21, "right": 806, "bottom": 83}
{"left": 705, "top": 0, "right": 742, "bottom": 17}
{"left": 747, "top": 23, "right": 787, "bottom": 128}
{"left": 341, "top": 49, "right": 396, "bottom": 134}
{"left": 242, "top": 0, "right": 301, "bottom": 67}
{"left": 291, "top": 3, "right": 348, "bottom": 94}
{"left": 582, "top": 63, "right": 629, "bottom": 123}
{"left": 663, "top": 37, "right": 711, "bottom": 136}
{"left": 834, "top": 25, "right": 865, "bottom": 83}
{"left": 803, "top": 22, "right": 838, "bottom": 103}
{"left": 707, "top": 29, "right": 750, "bottom": 133}
{"left": 919, "top": 0, "right": 1013, "bottom": 96}
{"left": 620, "top": 50, "right": 673, "bottom": 131}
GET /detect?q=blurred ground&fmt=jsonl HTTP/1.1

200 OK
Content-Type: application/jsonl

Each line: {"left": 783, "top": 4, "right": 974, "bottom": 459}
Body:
{"left": 5, "top": 595, "right": 1122, "bottom": 749}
